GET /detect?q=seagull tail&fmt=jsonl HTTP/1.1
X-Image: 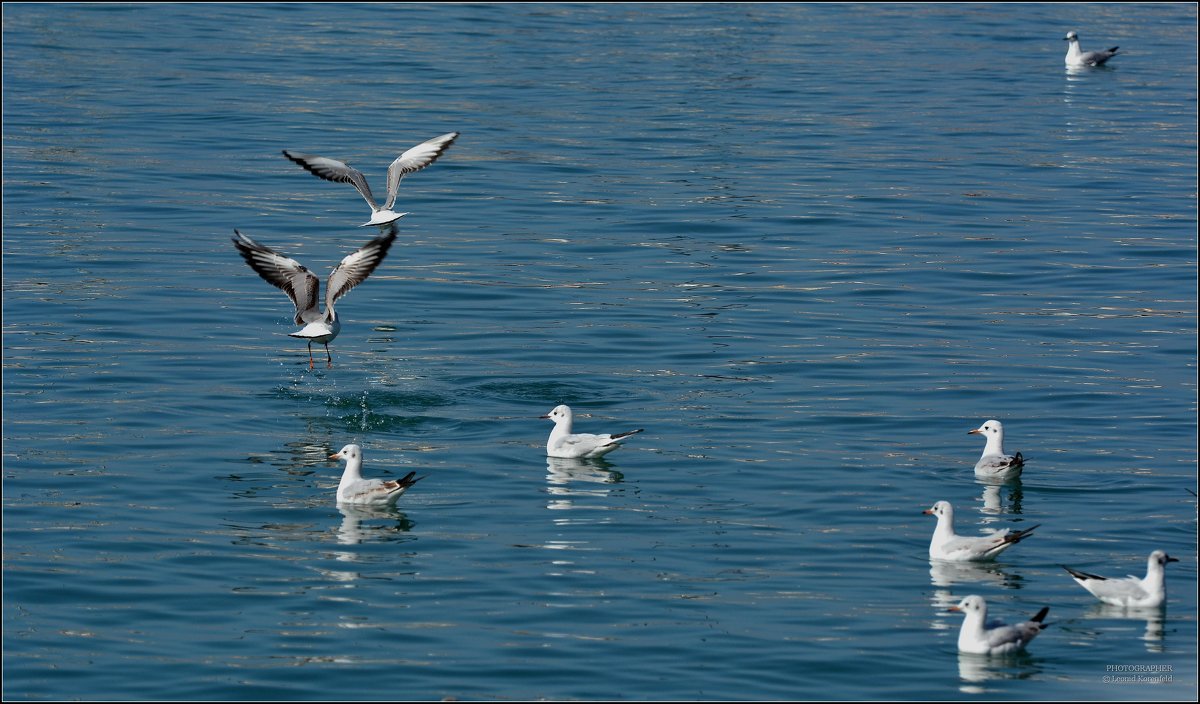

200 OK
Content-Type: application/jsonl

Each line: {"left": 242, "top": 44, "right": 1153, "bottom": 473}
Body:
{"left": 1062, "top": 564, "right": 1106, "bottom": 581}
{"left": 1005, "top": 523, "right": 1039, "bottom": 545}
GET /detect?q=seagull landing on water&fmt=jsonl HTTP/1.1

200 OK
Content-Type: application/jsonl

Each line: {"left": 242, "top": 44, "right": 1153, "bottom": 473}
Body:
{"left": 231, "top": 224, "right": 397, "bottom": 370}
{"left": 329, "top": 444, "right": 424, "bottom": 507}
{"left": 1064, "top": 31, "right": 1119, "bottom": 67}
{"left": 923, "top": 500, "right": 1039, "bottom": 562}
{"left": 1063, "top": 550, "right": 1179, "bottom": 608}
{"left": 949, "top": 595, "right": 1050, "bottom": 656}
{"left": 541, "top": 405, "right": 644, "bottom": 459}
{"left": 968, "top": 419, "right": 1024, "bottom": 480}
{"left": 283, "top": 132, "right": 460, "bottom": 229}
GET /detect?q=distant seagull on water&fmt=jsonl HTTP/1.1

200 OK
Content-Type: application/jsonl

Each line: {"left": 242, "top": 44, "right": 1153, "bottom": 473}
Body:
{"left": 283, "top": 132, "right": 460, "bottom": 228}
{"left": 968, "top": 420, "right": 1024, "bottom": 480}
{"left": 924, "top": 500, "right": 1039, "bottom": 562}
{"left": 232, "top": 224, "right": 397, "bottom": 369}
{"left": 541, "top": 405, "right": 644, "bottom": 459}
{"left": 1063, "top": 550, "right": 1179, "bottom": 608}
{"left": 949, "top": 595, "right": 1050, "bottom": 656}
{"left": 1064, "top": 31, "right": 1119, "bottom": 67}
{"left": 330, "top": 443, "right": 424, "bottom": 506}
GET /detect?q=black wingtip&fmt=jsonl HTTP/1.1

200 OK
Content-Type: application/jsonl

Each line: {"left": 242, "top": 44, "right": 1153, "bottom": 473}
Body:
{"left": 1031, "top": 606, "right": 1050, "bottom": 624}
{"left": 1063, "top": 564, "right": 1105, "bottom": 581}
{"left": 1007, "top": 524, "right": 1039, "bottom": 543}
{"left": 398, "top": 470, "right": 424, "bottom": 486}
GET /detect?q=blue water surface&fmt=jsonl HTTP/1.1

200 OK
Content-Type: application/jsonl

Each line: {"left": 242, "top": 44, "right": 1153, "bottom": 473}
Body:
{"left": 3, "top": 3, "right": 1196, "bottom": 701}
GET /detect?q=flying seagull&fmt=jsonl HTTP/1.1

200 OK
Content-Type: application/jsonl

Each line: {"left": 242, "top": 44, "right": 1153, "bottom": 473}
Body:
{"left": 283, "top": 132, "right": 460, "bottom": 228}
{"left": 232, "top": 224, "right": 397, "bottom": 369}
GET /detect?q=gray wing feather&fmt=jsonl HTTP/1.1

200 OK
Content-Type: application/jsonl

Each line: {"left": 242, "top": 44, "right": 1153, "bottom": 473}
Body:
{"left": 325, "top": 224, "right": 399, "bottom": 308}
{"left": 1083, "top": 48, "right": 1118, "bottom": 65}
{"left": 383, "top": 132, "right": 460, "bottom": 210}
{"left": 232, "top": 230, "right": 320, "bottom": 324}
{"left": 283, "top": 150, "right": 379, "bottom": 210}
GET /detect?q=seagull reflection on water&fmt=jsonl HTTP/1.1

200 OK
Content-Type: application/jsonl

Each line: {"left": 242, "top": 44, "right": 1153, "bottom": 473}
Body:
{"left": 957, "top": 651, "right": 1043, "bottom": 693}
{"left": 1079, "top": 602, "right": 1168, "bottom": 654}
{"left": 978, "top": 478, "right": 1023, "bottom": 517}
{"left": 545, "top": 457, "right": 624, "bottom": 515}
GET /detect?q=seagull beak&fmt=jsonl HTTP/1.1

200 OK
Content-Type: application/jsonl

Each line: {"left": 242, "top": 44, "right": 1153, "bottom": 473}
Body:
{"left": 922, "top": 509, "right": 934, "bottom": 515}
{"left": 329, "top": 453, "right": 340, "bottom": 460}
{"left": 539, "top": 414, "right": 551, "bottom": 419}
{"left": 947, "top": 606, "right": 962, "bottom": 612}
{"left": 1166, "top": 556, "right": 1180, "bottom": 563}
{"left": 967, "top": 429, "right": 981, "bottom": 435}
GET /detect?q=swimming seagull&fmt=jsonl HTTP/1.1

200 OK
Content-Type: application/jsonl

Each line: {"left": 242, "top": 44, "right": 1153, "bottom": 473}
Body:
{"left": 231, "top": 224, "right": 398, "bottom": 369}
{"left": 923, "top": 500, "right": 1039, "bottom": 562}
{"left": 949, "top": 595, "right": 1050, "bottom": 656}
{"left": 1063, "top": 550, "right": 1179, "bottom": 608}
{"left": 329, "top": 443, "right": 424, "bottom": 506}
{"left": 1064, "top": 31, "right": 1119, "bottom": 67}
{"left": 968, "top": 419, "right": 1025, "bottom": 480}
{"left": 541, "top": 405, "right": 644, "bottom": 459}
{"left": 283, "top": 132, "right": 460, "bottom": 228}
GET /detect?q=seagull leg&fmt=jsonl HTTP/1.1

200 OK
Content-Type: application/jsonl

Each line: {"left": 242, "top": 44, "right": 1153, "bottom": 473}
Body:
{"left": 324, "top": 343, "right": 333, "bottom": 369}
{"left": 307, "top": 341, "right": 315, "bottom": 370}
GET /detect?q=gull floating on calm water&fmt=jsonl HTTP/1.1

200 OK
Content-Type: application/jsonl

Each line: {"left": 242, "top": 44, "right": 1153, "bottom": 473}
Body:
{"left": 232, "top": 224, "right": 397, "bottom": 369}
{"left": 330, "top": 443, "right": 424, "bottom": 506}
{"left": 1064, "top": 31, "right": 1119, "bottom": 67}
{"left": 924, "top": 500, "right": 1039, "bottom": 562}
{"left": 541, "top": 405, "right": 643, "bottom": 459}
{"left": 283, "top": 132, "right": 459, "bottom": 228}
{"left": 1063, "top": 550, "right": 1179, "bottom": 608}
{"left": 968, "top": 419, "right": 1024, "bottom": 480}
{"left": 949, "top": 595, "right": 1050, "bottom": 655}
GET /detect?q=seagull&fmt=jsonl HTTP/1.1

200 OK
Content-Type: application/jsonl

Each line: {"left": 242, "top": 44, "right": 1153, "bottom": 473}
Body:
{"left": 231, "top": 224, "right": 397, "bottom": 369}
{"left": 283, "top": 132, "right": 460, "bottom": 228}
{"left": 968, "top": 420, "right": 1025, "bottom": 480}
{"left": 1063, "top": 550, "right": 1179, "bottom": 608}
{"left": 1064, "top": 31, "right": 1119, "bottom": 67}
{"left": 923, "top": 500, "right": 1039, "bottom": 562}
{"left": 949, "top": 595, "right": 1050, "bottom": 656}
{"left": 541, "top": 404, "right": 643, "bottom": 459}
{"left": 329, "top": 443, "right": 424, "bottom": 506}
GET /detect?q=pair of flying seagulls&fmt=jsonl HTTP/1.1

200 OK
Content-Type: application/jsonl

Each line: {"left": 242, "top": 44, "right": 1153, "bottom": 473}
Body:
{"left": 232, "top": 132, "right": 459, "bottom": 369}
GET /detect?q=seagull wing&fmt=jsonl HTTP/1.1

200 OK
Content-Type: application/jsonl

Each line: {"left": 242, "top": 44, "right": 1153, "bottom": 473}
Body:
{"left": 383, "top": 132, "right": 460, "bottom": 210}
{"left": 984, "top": 608, "right": 1047, "bottom": 651}
{"left": 232, "top": 230, "right": 320, "bottom": 324}
{"left": 341, "top": 472, "right": 423, "bottom": 504}
{"left": 559, "top": 433, "right": 608, "bottom": 456}
{"left": 325, "top": 224, "right": 399, "bottom": 309}
{"left": 1094, "top": 577, "right": 1150, "bottom": 604}
{"left": 283, "top": 150, "right": 379, "bottom": 210}
{"left": 1085, "top": 48, "right": 1118, "bottom": 65}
